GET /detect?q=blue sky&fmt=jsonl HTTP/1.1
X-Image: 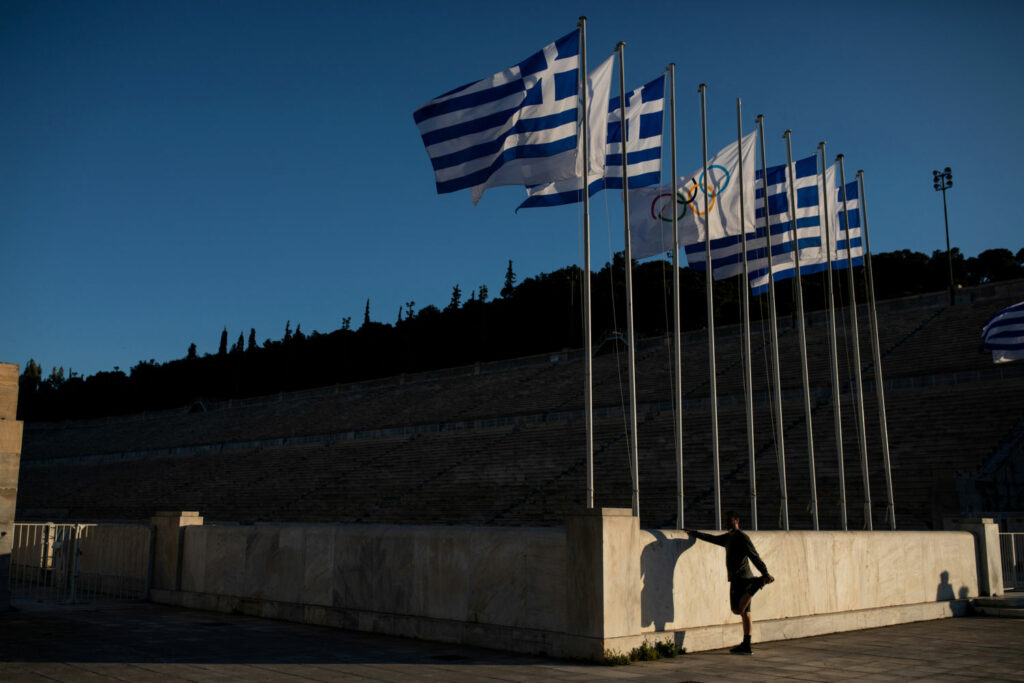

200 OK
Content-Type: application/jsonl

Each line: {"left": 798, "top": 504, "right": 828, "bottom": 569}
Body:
{"left": 2, "top": 0, "right": 1022, "bottom": 378}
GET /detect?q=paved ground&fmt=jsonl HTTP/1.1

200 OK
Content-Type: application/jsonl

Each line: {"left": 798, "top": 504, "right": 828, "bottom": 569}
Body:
{"left": 1, "top": 600, "right": 1022, "bottom": 681}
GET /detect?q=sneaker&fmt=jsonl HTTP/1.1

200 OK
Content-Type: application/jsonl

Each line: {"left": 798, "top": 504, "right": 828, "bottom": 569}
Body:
{"left": 730, "top": 642, "right": 753, "bottom": 656}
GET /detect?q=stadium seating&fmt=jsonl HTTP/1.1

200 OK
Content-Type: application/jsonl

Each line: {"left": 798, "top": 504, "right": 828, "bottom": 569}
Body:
{"left": 16, "top": 279, "right": 1024, "bottom": 530}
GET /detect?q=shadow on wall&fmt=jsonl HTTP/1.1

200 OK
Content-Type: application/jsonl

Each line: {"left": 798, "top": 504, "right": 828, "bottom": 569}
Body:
{"left": 936, "top": 570, "right": 969, "bottom": 601}
{"left": 640, "top": 530, "right": 696, "bottom": 631}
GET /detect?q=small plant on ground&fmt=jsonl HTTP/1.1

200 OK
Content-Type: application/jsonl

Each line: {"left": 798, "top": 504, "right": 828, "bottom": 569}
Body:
{"left": 603, "top": 649, "right": 630, "bottom": 665}
{"left": 655, "top": 638, "right": 680, "bottom": 658}
{"left": 630, "top": 640, "right": 661, "bottom": 661}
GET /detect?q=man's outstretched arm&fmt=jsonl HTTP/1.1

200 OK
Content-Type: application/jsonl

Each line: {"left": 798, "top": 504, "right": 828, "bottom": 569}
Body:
{"left": 683, "top": 528, "right": 729, "bottom": 548}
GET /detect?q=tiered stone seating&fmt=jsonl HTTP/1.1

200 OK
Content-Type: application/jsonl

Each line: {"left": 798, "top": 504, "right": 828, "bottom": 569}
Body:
{"left": 16, "top": 279, "right": 1024, "bottom": 530}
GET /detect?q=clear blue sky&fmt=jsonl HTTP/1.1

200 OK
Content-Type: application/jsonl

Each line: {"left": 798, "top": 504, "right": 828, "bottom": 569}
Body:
{"left": 2, "top": 0, "right": 1022, "bottom": 378}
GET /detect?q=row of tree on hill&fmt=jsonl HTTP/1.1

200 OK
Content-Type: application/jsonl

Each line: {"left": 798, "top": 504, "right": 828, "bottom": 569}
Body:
{"left": 17, "top": 246, "right": 1024, "bottom": 422}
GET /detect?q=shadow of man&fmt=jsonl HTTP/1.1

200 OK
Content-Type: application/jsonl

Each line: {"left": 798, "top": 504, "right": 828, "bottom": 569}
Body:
{"left": 936, "top": 570, "right": 955, "bottom": 601}
{"left": 640, "top": 529, "right": 695, "bottom": 631}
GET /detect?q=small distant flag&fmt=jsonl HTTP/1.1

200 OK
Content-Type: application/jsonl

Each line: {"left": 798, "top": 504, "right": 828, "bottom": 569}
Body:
{"left": 982, "top": 301, "right": 1024, "bottom": 363}
{"left": 833, "top": 178, "right": 866, "bottom": 269}
{"left": 518, "top": 71, "right": 665, "bottom": 210}
{"left": 413, "top": 31, "right": 581, "bottom": 203}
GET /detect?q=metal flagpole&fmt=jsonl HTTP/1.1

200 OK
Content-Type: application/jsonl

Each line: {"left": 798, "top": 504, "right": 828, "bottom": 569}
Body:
{"left": 756, "top": 114, "right": 789, "bottom": 530}
{"left": 783, "top": 130, "right": 819, "bottom": 530}
{"left": 617, "top": 42, "right": 640, "bottom": 518}
{"left": 579, "top": 17, "right": 595, "bottom": 509}
{"left": 698, "top": 83, "right": 721, "bottom": 529}
{"left": 737, "top": 99, "right": 756, "bottom": 529}
{"left": 858, "top": 169, "right": 895, "bottom": 530}
{"left": 819, "top": 142, "right": 848, "bottom": 530}
{"left": 837, "top": 154, "right": 872, "bottom": 530}
{"left": 670, "top": 65, "right": 684, "bottom": 530}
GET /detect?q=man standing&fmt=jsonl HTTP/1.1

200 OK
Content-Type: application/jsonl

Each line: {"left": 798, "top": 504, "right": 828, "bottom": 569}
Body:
{"left": 684, "top": 511, "right": 774, "bottom": 655}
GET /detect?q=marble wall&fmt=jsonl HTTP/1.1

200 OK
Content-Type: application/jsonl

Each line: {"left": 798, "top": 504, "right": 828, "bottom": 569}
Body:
{"left": 180, "top": 522, "right": 568, "bottom": 634}
{"left": 157, "top": 514, "right": 981, "bottom": 659}
{"left": 0, "top": 363, "right": 23, "bottom": 611}
{"left": 638, "top": 529, "right": 979, "bottom": 633}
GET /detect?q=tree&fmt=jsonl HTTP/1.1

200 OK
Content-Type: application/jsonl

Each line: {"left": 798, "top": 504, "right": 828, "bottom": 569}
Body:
{"left": 502, "top": 260, "right": 516, "bottom": 298}
{"left": 446, "top": 284, "right": 462, "bottom": 312}
{"left": 405, "top": 301, "right": 416, "bottom": 320}
{"left": 294, "top": 324, "right": 305, "bottom": 342}
{"left": 19, "top": 359, "right": 42, "bottom": 396}
{"left": 47, "top": 366, "right": 65, "bottom": 389}
{"left": 284, "top": 321, "right": 292, "bottom": 342}
{"left": 218, "top": 328, "right": 228, "bottom": 356}
{"left": 187, "top": 343, "right": 197, "bottom": 360}
{"left": 247, "top": 329, "right": 257, "bottom": 352}
{"left": 478, "top": 285, "right": 488, "bottom": 303}
{"left": 397, "top": 307, "right": 403, "bottom": 324}
{"left": 231, "top": 332, "right": 244, "bottom": 354}
{"left": 363, "top": 299, "right": 371, "bottom": 327}
{"left": 341, "top": 317, "right": 351, "bottom": 331}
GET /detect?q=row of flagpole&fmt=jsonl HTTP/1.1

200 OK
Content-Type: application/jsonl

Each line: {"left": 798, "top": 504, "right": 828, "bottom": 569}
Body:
{"left": 577, "top": 17, "right": 895, "bottom": 530}
{"left": 413, "top": 17, "right": 896, "bottom": 530}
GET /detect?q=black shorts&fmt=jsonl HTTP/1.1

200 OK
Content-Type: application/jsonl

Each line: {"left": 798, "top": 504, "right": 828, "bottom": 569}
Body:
{"left": 730, "top": 576, "right": 766, "bottom": 613}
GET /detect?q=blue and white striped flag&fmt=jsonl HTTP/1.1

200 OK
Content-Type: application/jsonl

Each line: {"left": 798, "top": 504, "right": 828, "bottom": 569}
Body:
{"left": 518, "top": 71, "right": 665, "bottom": 209}
{"left": 982, "top": 301, "right": 1024, "bottom": 363}
{"left": 628, "top": 131, "right": 757, "bottom": 268}
{"left": 833, "top": 178, "right": 865, "bottom": 270}
{"left": 748, "top": 155, "right": 824, "bottom": 295}
{"left": 413, "top": 31, "right": 581, "bottom": 203}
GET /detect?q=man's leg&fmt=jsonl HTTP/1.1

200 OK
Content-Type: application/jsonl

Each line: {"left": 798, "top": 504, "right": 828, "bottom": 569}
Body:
{"left": 730, "top": 591, "right": 754, "bottom": 655}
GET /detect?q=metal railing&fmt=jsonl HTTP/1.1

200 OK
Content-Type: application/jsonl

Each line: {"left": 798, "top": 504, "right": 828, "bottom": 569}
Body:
{"left": 9, "top": 522, "right": 154, "bottom": 603}
{"left": 1000, "top": 532, "right": 1024, "bottom": 591}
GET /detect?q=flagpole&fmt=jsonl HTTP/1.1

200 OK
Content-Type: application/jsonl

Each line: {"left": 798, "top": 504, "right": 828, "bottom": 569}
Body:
{"left": 579, "top": 17, "right": 595, "bottom": 510}
{"left": 756, "top": 114, "right": 789, "bottom": 530}
{"left": 783, "top": 130, "right": 818, "bottom": 530}
{"left": 670, "top": 64, "right": 684, "bottom": 530}
{"left": 617, "top": 42, "right": 640, "bottom": 518}
{"left": 819, "top": 142, "right": 848, "bottom": 530}
{"left": 698, "top": 83, "right": 721, "bottom": 529}
{"left": 858, "top": 169, "right": 895, "bottom": 530}
{"left": 837, "top": 154, "right": 872, "bottom": 530}
{"left": 737, "top": 99, "right": 756, "bottom": 529}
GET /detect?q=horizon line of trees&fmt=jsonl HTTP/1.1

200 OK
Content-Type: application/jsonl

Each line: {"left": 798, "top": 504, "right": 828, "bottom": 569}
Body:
{"left": 17, "top": 246, "right": 1024, "bottom": 422}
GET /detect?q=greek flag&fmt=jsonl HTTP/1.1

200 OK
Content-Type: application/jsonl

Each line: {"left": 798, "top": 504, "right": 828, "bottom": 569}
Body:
{"left": 982, "top": 301, "right": 1024, "bottom": 363}
{"left": 832, "top": 178, "right": 865, "bottom": 270}
{"left": 413, "top": 31, "right": 580, "bottom": 203}
{"left": 628, "top": 131, "right": 757, "bottom": 268}
{"left": 748, "top": 154, "right": 824, "bottom": 295}
{"left": 518, "top": 71, "right": 665, "bottom": 210}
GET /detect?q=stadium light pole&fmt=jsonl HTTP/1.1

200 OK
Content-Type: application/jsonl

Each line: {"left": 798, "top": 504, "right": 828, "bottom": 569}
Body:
{"left": 932, "top": 167, "right": 954, "bottom": 304}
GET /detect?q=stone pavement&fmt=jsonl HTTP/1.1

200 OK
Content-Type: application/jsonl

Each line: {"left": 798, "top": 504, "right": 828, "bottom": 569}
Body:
{"left": 1, "top": 600, "right": 1022, "bottom": 681}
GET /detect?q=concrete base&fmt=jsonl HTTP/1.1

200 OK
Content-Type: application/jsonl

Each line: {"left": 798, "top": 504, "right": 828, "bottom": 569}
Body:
{"left": 150, "top": 588, "right": 599, "bottom": 660}
{"left": 151, "top": 588, "right": 969, "bottom": 660}
{"left": 605, "top": 600, "right": 969, "bottom": 655}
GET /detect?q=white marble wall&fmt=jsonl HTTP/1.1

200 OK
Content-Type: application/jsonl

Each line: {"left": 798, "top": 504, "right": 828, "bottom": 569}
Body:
{"left": 638, "top": 529, "right": 978, "bottom": 632}
{"left": 181, "top": 523, "right": 568, "bottom": 633}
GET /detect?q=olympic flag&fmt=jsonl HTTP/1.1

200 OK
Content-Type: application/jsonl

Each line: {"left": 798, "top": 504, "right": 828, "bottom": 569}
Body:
{"left": 748, "top": 154, "right": 825, "bottom": 295}
{"left": 628, "top": 130, "right": 757, "bottom": 272}
{"left": 518, "top": 70, "right": 664, "bottom": 209}
{"left": 413, "top": 30, "right": 580, "bottom": 203}
{"left": 982, "top": 301, "right": 1024, "bottom": 363}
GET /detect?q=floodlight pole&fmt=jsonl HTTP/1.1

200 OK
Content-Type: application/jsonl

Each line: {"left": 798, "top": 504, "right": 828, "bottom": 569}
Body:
{"left": 932, "top": 167, "right": 954, "bottom": 305}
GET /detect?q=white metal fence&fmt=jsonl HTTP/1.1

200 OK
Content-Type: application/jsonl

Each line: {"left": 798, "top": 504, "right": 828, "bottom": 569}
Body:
{"left": 1000, "top": 532, "right": 1024, "bottom": 592}
{"left": 9, "top": 522, "right": 153, "bottom": 603}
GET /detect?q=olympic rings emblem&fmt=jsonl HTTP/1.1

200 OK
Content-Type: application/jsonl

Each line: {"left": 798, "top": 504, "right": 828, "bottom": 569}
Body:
{"left": 650, "top": 164, "right": 731, "bottom": 222}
